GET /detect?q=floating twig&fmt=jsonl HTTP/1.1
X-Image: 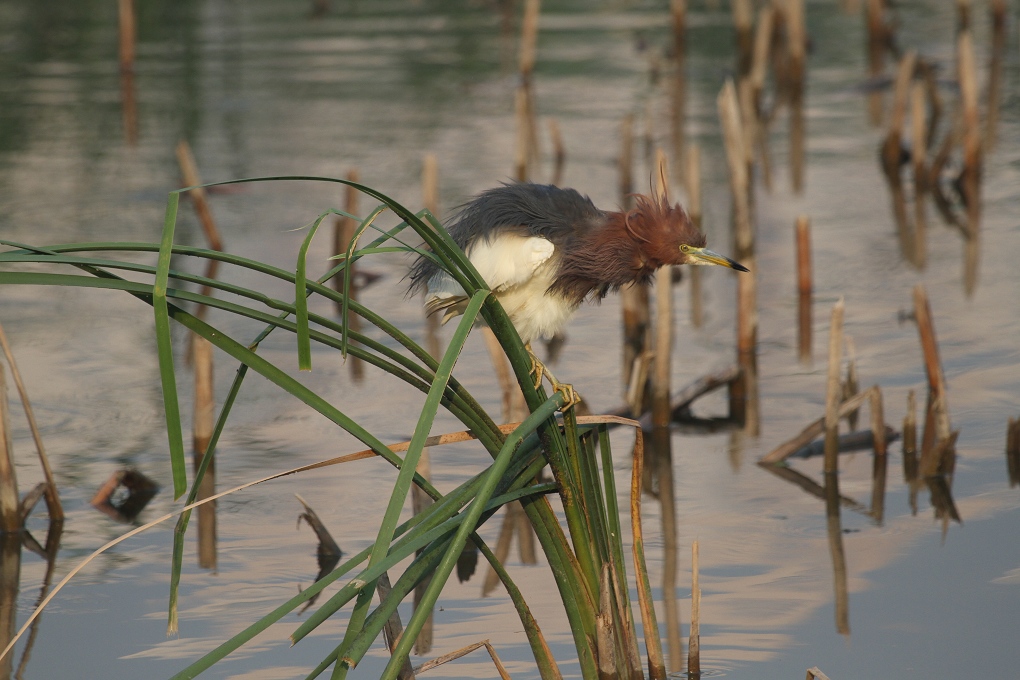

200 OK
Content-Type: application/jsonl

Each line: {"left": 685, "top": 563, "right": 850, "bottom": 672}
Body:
{"left": 118, "top": 0, "right": 137, "bottom": 144}
{"left": 671, "top": 366, "right": 740, "bottom": 421}
{"left": 412, "top": 639, "right": 511, "bottom": 679}
{"left": 759, "top": 386, "right": 876, "bottom": 465}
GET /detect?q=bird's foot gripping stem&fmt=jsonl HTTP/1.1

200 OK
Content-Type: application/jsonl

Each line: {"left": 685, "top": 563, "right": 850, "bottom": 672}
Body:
{"left": 526, "top": 344, "right": 582, "bottom": 410}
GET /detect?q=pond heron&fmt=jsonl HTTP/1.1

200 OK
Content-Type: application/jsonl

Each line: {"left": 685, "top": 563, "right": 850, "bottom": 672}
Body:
{"left": 409, "top": 183, "right": 748, "bottom": 403}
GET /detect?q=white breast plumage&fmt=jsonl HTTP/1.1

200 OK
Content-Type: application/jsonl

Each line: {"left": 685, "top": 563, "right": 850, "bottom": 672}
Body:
{"left": 424, "top": 233, "right": 578, "bottom": 343}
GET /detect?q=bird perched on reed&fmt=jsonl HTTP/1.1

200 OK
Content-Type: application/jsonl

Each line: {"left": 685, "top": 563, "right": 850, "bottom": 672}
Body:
{"left": 409, "top": 182, "right": 747, "bottom": 401}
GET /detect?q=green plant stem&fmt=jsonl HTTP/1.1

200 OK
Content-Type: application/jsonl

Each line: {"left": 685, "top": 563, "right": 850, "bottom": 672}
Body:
{"left": 376, "top": 393, "right": 566, "bottom": 680}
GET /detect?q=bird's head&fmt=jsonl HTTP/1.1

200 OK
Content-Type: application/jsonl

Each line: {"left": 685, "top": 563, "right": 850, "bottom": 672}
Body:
{"left": 621, "top": 194, "right": 749, "bottom": 272}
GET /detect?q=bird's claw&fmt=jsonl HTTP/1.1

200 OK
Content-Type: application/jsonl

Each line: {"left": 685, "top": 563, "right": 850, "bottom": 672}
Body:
{"left": 526, "top": 344, "right": 581, "bottom": 411}
{"left": 550, "top": 381, "right": 581, "bottom": 410}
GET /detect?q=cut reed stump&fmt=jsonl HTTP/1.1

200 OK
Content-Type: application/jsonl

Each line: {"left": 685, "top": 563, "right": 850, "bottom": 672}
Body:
{"left": 118, "top": 0, "right": 138, "bottom": 145}
{"left": 718, "top": 79, "right": 758, "bottom": 433}
{"left": 956, "top": 30, "right": 982, "bottom": 239}
{"left": 869, "top": 386, "right": 888, "bottom": 522}
{"left": 795, "top": 215, "right": 812, "bottom": 362}
{"left": 748, "top": 5, "right": 775, "bottom": 191}
{"left": 984, "top": 0, "right": 1007, "bottom": 152}
{"left": 547, "top": 118, "right": 565, "bottom": 186}
{"left": 786, "top": 0, "right": 807, "bottom": 193}
{"left": 669, "top": 0, "right": 688, "bottom": 174}
{"left": 631, "top": 423, "right": 667, "bottom": 680}
{"left": 910, "top": 80, "right": 929, "bottom": 268}
{"left": 865, "top": 0, "right": 890, "bottom": 126}
{"left": 687, "top": 541, "right": 701, "bottom": 677}
{"left": 732, "top": 0, "right": 754, "bottom": 77}
{"left": 824, "top": 461, "right": 851, "bottom": 636}
{"left": 913, "top": 285, "right": 952, "bottom": 448}
{"left": 1006, "top": 417, "right": 1020, "bottom": 487}
{"left": 650, "top": 150, "right": 684, "bottom": 673}
{"left": 0, "top": 364, "right": 20, "bottom": 533}
{"left": 619, "top": 114, "right": 652, "bottom": 413}
{"left": 415, "top": 154, "right": 442, "bottom": 653}
{"left": 334, "top": 169, "right": 365, "bottom": 382}
{"left": 193, "top": 335, "right": 217, "bottom": 570}
{"left": 176, "top": 141, "right": 224, "bottom": 253}
{"left": 421, "top": 157, "right": 443, "bottom": 360}
{"left": 684, "top": 145, "right": 704, "bottom": 328}
{"left": 880, "top": 51, "right": 917, "bottom": 180}
{"left": 0, "top": 323, "right": 62, "bottom": 520}
{"left": 514, "top": 0, "right": 542, "bottom": 182}
{"left": 824, "top": 300, "right": 845, "bottom": 474}
{"left": 651, "top": 149, "right": 674, "bottom": 430}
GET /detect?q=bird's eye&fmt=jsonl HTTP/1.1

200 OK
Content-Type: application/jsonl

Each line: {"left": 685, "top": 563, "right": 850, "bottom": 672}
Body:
{"left": 680, "top": 244, "right": 690, "bottom": 253}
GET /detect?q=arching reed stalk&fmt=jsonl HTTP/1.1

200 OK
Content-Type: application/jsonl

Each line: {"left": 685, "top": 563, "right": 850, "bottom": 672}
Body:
{"left": 0, "top": 176, "right": 660, "bottom": 680}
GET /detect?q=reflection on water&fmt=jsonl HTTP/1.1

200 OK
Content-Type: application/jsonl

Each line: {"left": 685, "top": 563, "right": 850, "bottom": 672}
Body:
{"left": 1, "top": 0, "right": 1019, "bottom": 678}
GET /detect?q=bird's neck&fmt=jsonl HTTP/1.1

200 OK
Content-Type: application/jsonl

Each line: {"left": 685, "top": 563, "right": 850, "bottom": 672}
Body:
{"left": 596, "top": 210, "right": 664, "bottom": 277}
{"left": 548, "top": 211, "right": 658, "bottom": 304}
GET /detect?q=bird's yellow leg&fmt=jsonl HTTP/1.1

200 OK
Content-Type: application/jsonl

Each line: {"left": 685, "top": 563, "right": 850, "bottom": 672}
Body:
{"left": 525, "top": 343, "right": 581, "bottom": 409}
{"left": 525, "top": 343, "right": 545, "bottom": 390}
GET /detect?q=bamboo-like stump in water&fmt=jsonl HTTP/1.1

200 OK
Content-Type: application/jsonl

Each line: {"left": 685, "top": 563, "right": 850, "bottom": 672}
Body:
{"left": 651, "top": 149, "right": 673, "bottom": 429}
{"left": 0, "top": 365, "right": 19, "bottom": 532}
{"left": 824, "top": 300, "right": 845, "bottom": 474}
{"left": 684, "top": 145, "right": 704, "bottom": 328}
{"left": 795, "top": 215, "right": 812, "bottom": 362}
{"left": 688, "top": 541, "right": 701, "bottom": 676}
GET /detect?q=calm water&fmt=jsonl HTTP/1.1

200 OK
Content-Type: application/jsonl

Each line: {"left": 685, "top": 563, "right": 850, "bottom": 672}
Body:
{"left": 1, "top": 1, "right": 1018, "bottom": 678}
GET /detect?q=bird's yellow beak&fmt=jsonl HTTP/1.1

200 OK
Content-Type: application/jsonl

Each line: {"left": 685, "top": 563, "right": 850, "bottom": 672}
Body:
{"left": 682, "top": 245, "right": 749, "bottom": 272}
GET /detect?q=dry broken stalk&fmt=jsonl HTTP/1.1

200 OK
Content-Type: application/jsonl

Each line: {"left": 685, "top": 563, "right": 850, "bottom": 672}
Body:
{"left": 0, "top": 322, "right": 62, "bottom": 520}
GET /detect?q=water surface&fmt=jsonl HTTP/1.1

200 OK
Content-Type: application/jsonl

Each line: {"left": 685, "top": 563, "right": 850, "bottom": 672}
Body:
{"left": 1, "top": 1, "right": 1018, "bottom": 678}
